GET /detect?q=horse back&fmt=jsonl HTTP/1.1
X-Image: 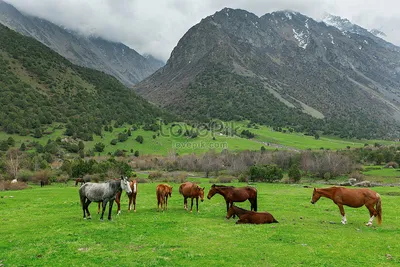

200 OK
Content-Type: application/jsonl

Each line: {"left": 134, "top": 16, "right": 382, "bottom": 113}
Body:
{"left": 336, "top": 187, "right": 376, "bottom": 207}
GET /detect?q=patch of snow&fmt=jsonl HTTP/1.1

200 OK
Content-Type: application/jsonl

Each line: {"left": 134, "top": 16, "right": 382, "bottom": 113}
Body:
{"left": 293, "top": 29, "right": 308, "bottom": 49}
{"left": 285, "top": 12, "right": 292, "bottom": 20}
{"left": 305, "top": 19, "right": 309, "bottom": 29}
{"left": 359, "top": 46, "right": 362, "bottom": 50}
{"left": 363, "top": 40, "right": 369, "bottom": 45}
{"left": 328, "top": 33, "right": 335, "bottom": 44}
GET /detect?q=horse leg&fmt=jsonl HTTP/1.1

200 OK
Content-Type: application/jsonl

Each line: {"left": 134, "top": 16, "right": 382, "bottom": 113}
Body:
{"left": 366, "top": 204, "right": 376, "bottom": 226}
{"left": 108, "top": 199, "right": 114, "bottom": 221}
{"left": 81, "top": 196, "right": 87, "bottom": 219}
{"left": 184, "top": 197, "right": 188, "bottom": 210}
{"left": 337, "top": 204, "right": 347, "bottom": 224}
{"left": 115, "top": 193, "right": 121, "bottom": 215}
{"left": 133, "top": 194, "right": 137, "bottom": 212}
{"left": 97, "top": 202, "right": 101, "bottom": 214}
{"left": 190, "top": 198, "right": 194, "bottom": 213}
{"left": 100, "top": 201, "right": 107, "bottom": 221}
{"left": 85, "top": 199, "right": 92, "bottom": 219}
{"left": 165, "top": 196, "right": 168, "bottom": 210}
{"left": 128, "top": 195, "right": 133, "bottom": 212}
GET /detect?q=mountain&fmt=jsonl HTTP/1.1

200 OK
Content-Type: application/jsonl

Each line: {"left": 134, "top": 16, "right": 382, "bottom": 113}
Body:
{"left": 0, "top": 23, "right": 172, "bottom": 140}
{"left": 134, "top": 8, "right": 400, "bottom": 139}
{"left": 322, "top": 13, "right": 399, "bottom": 52}
{"left": 0, "top": 0, "right": 163, "bottom": 86}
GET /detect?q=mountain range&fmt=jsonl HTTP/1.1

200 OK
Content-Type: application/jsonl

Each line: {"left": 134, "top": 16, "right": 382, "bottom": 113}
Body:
{"left": 134, "top": 8, "right": 400, "bottom": 139}
{"left": 0, "top": 0, "right": 163, "bottom": 86}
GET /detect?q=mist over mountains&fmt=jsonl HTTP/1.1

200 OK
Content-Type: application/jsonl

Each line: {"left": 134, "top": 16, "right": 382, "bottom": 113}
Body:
{"left": 0, "top": 0, "right": 163, "bottom": 86}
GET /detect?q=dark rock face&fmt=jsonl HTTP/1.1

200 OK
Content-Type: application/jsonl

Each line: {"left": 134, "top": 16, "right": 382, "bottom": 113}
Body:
{"left": 134, "top": 8, "right": 400, "bottom": 139}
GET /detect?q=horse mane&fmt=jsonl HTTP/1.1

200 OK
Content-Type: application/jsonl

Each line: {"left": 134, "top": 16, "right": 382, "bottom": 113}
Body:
{"left": 213, "top": 184, "right": 234, "bottom": 188}
{"left": 108, "top": 179, "right": 121, "bottom": 191}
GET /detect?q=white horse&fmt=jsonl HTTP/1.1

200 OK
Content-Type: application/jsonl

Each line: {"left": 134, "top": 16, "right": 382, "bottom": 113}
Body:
{"left": 79, "top": 176, "right": 131, "bottom": 221}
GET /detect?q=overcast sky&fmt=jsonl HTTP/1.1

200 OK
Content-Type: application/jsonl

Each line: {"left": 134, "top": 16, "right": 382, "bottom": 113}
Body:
{"left": 4, "top": 0, "right": 400, "bottom": 61}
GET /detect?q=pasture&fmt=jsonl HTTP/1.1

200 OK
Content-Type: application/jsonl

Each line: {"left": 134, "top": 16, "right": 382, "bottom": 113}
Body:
{"left": 1, "top": 182, "right": 399, "bottom": 266}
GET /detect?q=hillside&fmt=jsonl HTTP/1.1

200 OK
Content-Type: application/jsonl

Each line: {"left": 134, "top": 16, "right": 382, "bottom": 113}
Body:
{"left": 134, "top": 8, "right": 400, "bottom": 139}
{"left": 0, "top": 0, "right": 163, "bottom": 86}
{"left": 0, "top": 23, "right": 172, "bottom": 140}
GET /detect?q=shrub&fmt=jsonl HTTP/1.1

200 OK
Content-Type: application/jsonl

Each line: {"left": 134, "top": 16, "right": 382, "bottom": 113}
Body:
{"left": 288, "top": 164, "right": 301, "bottom": 183}
{"left": 385, "top": 161, "right": 399, "bottom": 168}
{"left": 110, "top": 139, "right": 118, "bottom": 145}
{"left": 217, "top": 175, "right": 234, "bottom": 183}
{"left": 249, "top": 164, "right": 283, "bottom": 182}
{"left": 148, "top": 171, "right": 163, "bottom": 181}
{"left": 17, "top": 169, "right": 34, "bottom": 183}
{"left": 0, "top": 181, "right": 28, "bottom": 191}
{"left": 31, "top": 170, "right": 53, "bottom": 185}
{"left": 135, "top": 135, "right": 144, "bottom": 144}
{"left": 238, "top": 174, "right": 248, "bottom": 183}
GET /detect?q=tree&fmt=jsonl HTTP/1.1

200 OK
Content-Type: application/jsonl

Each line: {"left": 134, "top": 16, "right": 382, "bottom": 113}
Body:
{"left": 135, "top": 135, "right": 144, "bottom": 144}
{"left": 94, "top": 142, "right": 105, "bottom": 152}
{"left": 20, "top": 142, "right": 26, "bottom": 151}
{"left": 34, "top": 128, "right": 42, "bottom": 138}
{"left": 6, "top": 148, "right": 22, "bottom": 179}
{"left": 288, "top": 164, "right": 301, "bottom": 183}
{"left": 7, "top": 137, "right": 15, "bottom": 146}
{"left": 134, "top": 150, "right": 139, "bottom": 157}
{"left": 314, "top": 133, "right": 320, "bottom": 140}
{"left": 78, "top": 141, "right": 85, "bottom": 151}
{"left": 260, "top": 146, "right": 266, "bottom": 153}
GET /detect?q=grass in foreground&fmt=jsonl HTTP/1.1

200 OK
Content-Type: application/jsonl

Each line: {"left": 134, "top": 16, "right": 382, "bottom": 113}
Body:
{"left": 1, "top": 182, "right": 399, "bottom": 266}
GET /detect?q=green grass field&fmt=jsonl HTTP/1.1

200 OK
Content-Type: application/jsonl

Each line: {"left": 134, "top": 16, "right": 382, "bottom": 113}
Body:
{"left": 1, "top": 182, "right": 399, "bottom": 266}
{"left": 1, "top": 122, "right": 397, "bottom": 156}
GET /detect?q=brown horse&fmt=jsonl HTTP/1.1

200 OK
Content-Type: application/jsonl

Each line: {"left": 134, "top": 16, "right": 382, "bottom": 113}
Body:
{"left": 75, "top": 178, "right": 85, "bottom": 186}
{"left": 311, "top": 186, "right": 382, "bottom": 226}
{"left": 207, "top": 184, "right": 257, "bottom": 213}
{"left": 179, "top": 182, "right": 205, "bottom": 212}
{"left": 97, "top": 180, "right": 138, "bottom": 215}
{"left": 156, "top": 184, "right": 173, "bottom": 211}
{"left": 226, "top": 205, "right": 278, "bottom": 224}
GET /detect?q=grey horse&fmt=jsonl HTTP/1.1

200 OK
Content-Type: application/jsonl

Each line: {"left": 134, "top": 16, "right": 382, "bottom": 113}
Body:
{"left": 79, "top": 176, "right": 132, "bottom": 221}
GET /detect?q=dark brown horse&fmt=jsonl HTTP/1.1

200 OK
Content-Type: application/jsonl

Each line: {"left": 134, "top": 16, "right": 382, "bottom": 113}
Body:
{"left": 226, "top": 205, "right": 278, "bottom": 224}
{"left": 75, "top": 177, "right": 90, "bottom": 186}
{"left": 156, "top": 184, "right": 173, "bottom": 211}
{"left": 311, "top": 186, "right": 382, "bottom": 226}
{"left": 179, "top": 182, "right": 205, "bottom": 213}
{"left": 97, "top": 180, "right": 138, "bottom": 214}
{"left": 207, "top": 184, "right": 257, "bottom": 212}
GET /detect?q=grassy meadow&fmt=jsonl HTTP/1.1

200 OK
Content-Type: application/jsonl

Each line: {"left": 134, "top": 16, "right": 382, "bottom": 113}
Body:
{"left": 1, "top": 121, "right": 397, "bottom": 156}
{"left": 1, "top": 182, "right": 399, "bottom": 266}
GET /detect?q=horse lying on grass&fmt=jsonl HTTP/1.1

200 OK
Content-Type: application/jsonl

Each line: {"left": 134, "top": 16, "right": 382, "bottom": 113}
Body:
{"left": 79, "top": 176, "right": 131, "bottom": 221}
{"left": 226, "top": 205, "right": 278, "bottom": 224}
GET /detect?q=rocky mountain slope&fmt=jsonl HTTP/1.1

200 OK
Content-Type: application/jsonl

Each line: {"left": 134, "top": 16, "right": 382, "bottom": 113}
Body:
{"left": 0, "top": 0, "right": 163, "bottom": 86}
{"left": 134, "top": 8, "right": 400, "bottom": 139}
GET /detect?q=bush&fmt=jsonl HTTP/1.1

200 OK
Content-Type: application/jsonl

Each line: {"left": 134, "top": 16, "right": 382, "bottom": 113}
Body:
{"left": 31, "top": 170, "right": 53, "bottom": 185}
{"left": 288, "top": 165, "right": 301, "bottom": 183}
{"left": 238, "top": 174, "right": 248, "bottom": 183}
{"left": 217, "top": 175, "right": 234, "bottom": 183}
{"left": 17, "top": 169, "right": 34, "bottom": 183}
{"left": 385, "top": 161, "right": 399, "bottom": 168}
{"left": 148, "top": 171, "right": 163, "bottom": 181}
{"left": 94, "top": 142, "right": 105, "bottom": 152}
{"left": 0, "top": 181, "right": 28, "bottom": 191}
{"left": 110, "top": 139, "right": 118, "bottom": 145}
{"left": 249, "top": 164, "right": 283, "bottom": 182}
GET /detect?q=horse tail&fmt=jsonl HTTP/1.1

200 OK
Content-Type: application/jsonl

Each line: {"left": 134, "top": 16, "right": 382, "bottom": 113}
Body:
{"left": 376, "top": 193, "right": 382, "bottom": 225}
{"left": 253, "top": 196, "right": 258, "bottom": 212}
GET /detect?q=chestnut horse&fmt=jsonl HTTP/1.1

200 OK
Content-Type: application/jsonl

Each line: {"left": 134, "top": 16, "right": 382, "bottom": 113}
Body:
{"left": 156, "top": 184, "right": 173, "bottom": 211}
{"left": 207, "top": 184, "right": 257, "bottom": 212}
{"left": 311, "top": 186, "right": 382, "bottom": 226}
{"left": 75, "top": 177, "right": 91, "bottom": 186}
{"left": 226, "top": 205, "right": 278, "bottom": 224}
{"left": 179, "top": 182, "right": 205, "bottom": 212}
{"left": 97, "top": 179, "right": 138, "bottom": 215}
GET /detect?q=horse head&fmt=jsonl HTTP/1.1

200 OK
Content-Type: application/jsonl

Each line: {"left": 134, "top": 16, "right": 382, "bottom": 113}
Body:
{"left": 120, "top": 176, "right": 132, "bottom": 194}
{"left": 168, "top": 186, "right": 173, "bottom": 197}
{"left": 311, "top": 188, "right": 321, "bottom": 204}
{"left": 197, "top": 186, "right": 205, "bottom": 202}
{"left": 207, "top": 184, "right": 217, "bottom": 200}
{"left": 226, "top": 206, "right": 235, "bottom": 219}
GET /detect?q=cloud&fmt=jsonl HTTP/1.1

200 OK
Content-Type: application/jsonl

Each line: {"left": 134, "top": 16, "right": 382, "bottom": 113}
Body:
{"left": 4, "top": 0, "right": 400, "bottom": 61}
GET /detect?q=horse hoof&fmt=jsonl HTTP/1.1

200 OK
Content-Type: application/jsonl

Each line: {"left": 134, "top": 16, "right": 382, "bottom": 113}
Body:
{"left": 134, "top": 210, "right": 136, "bottom": 212}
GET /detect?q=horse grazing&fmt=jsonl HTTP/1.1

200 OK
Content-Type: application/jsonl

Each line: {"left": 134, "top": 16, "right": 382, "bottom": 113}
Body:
{"left": 207, "top": 184, "right": 257, "bottom": 213}
{"left": 97, "top": 179, "right": 138, "bottom": 215}
{"left": 75, "top": 177, "right": 90, "bottom": 186}
{"left": 179, "top": 182, "right": 205, "bottom": 213}
{"left": 156, "top": 184, "right": 173, "bottom": 211}
{"left": 226, "top": 205, "right": 278, "bottom": 224}
{"left": 79, "top": 176, "right": 131, "bottom": 221}
{"left": 311, "top": 186, "right": 382, "bottom": 226}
